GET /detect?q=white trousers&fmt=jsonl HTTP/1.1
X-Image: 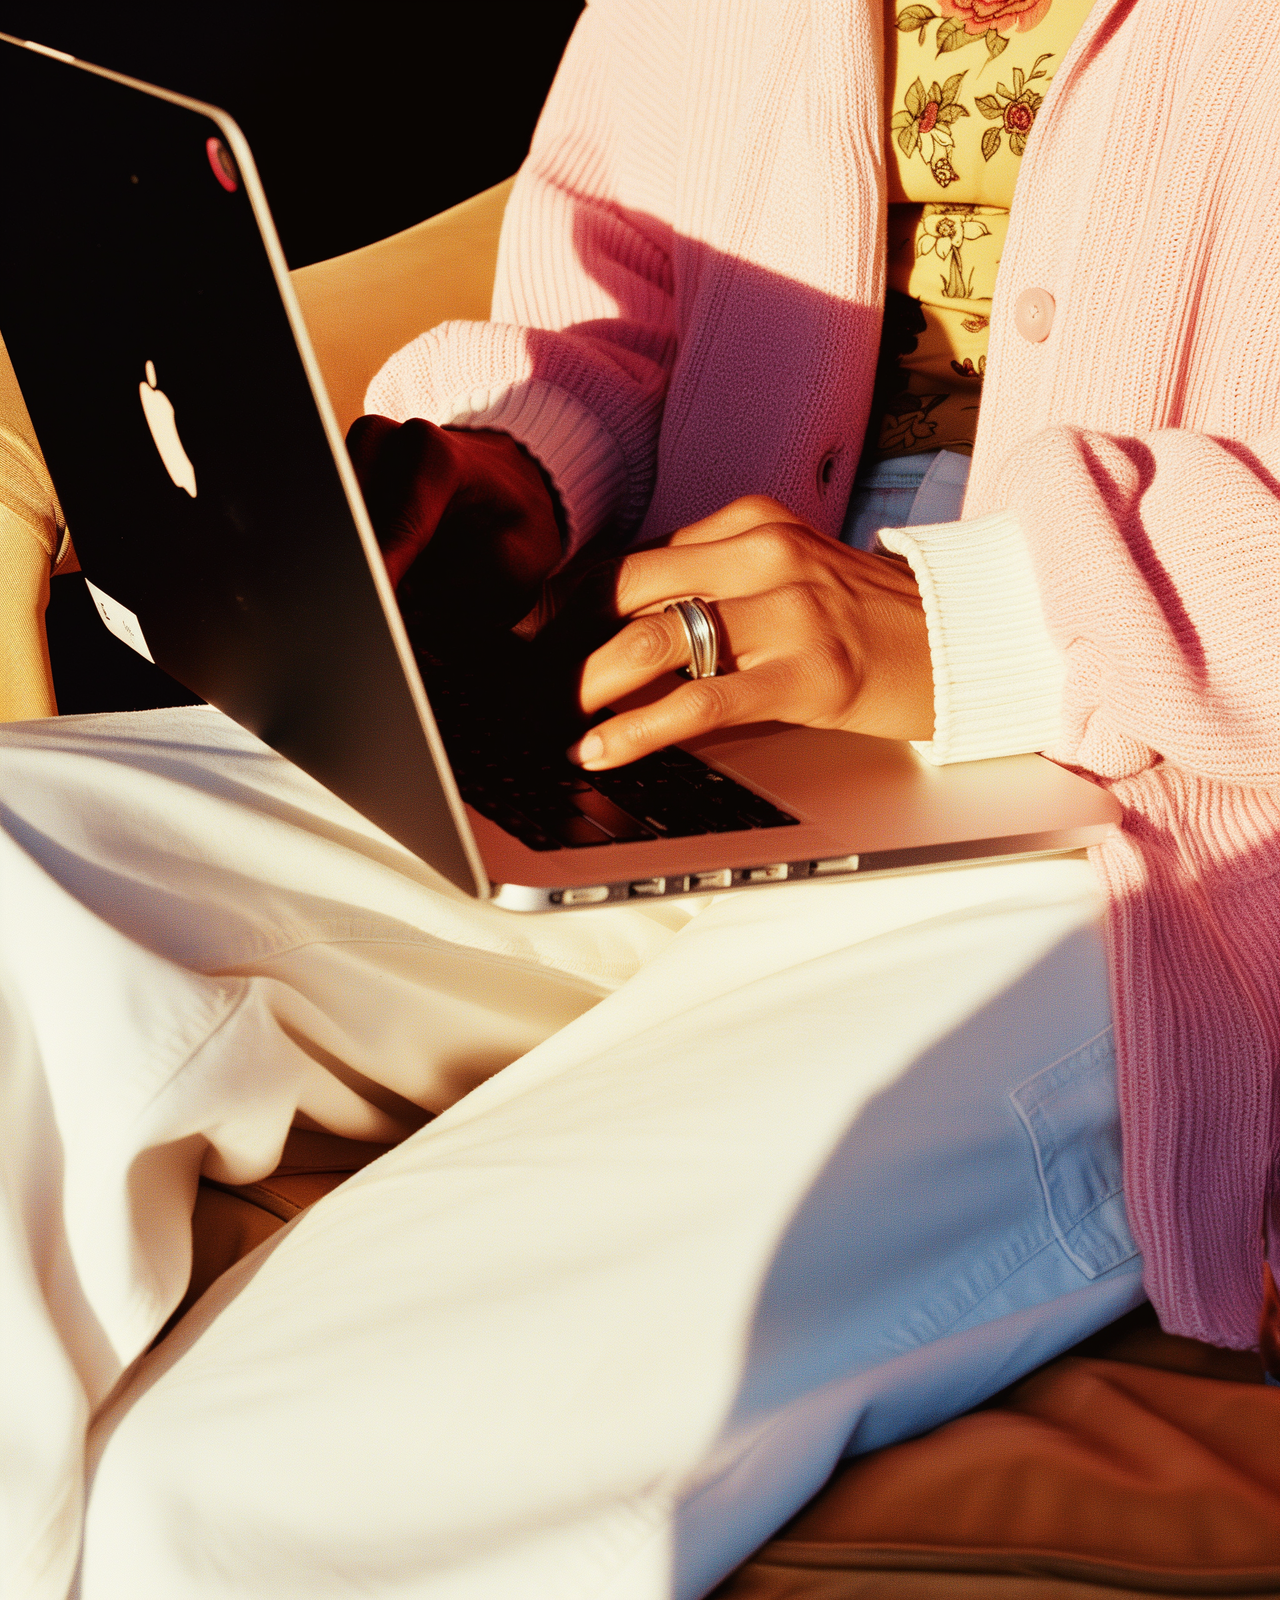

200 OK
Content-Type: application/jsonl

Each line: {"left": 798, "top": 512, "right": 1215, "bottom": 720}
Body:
{"left": 0, "top": 707, "right": 1145, "bottom": 1600}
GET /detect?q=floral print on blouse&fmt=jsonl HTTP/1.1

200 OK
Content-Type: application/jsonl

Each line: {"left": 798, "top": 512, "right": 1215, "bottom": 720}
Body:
{"left": 871, "top": 0, "right": 1094, "bottom": 459}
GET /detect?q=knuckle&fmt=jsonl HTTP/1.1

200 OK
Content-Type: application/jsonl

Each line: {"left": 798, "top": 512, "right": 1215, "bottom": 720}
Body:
{"left": 803, "top": 635, "right": 861, "bottom": 708}
{"left": 683, "top": 676, "right": 732, "bottom": 726}
{"left": 621, "top": 614, "right": 676, "bottom": 667}
{"left": 808, "top": 635, "right": 850, "bottom": 681}
{"left": 775, "top": 580, "right": 820, "bottom": 622}
{"left": 762, "top": 582, "right": 825, "bottom": 645}
{"left": 616, "top": 710, "right": 659, "bottom": 756}
{"left": 744, "top": 524, "right": 803, "bottom": 576}
{"left": 730, "top": 493, "right": 787, "bottom": 523}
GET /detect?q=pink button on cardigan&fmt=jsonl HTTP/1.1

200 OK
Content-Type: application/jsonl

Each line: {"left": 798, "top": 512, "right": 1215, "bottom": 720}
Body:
{"left": 369, "top": 0, "right": 1280, "bottom": 1348}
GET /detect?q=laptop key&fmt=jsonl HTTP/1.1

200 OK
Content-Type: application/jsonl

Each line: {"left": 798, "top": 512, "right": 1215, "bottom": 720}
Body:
{"left": 464, "top": 793, "right": 561, "bottom": 852}
{"left": 568, "top": 789, "right": 657, "bottom": 842}
{"left": 733, "top": 795, "right": 801, "bottom": 828}
{"left": 552, "top": 814, "right": 614, "bottom": 848}
{"left": 422, "top": 650, "right": 798, "bottom": 845}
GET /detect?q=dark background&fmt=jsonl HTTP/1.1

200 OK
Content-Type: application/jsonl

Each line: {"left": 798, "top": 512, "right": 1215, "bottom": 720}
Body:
{"left": 0, "top": 0, "right": 583, "bottom": 710}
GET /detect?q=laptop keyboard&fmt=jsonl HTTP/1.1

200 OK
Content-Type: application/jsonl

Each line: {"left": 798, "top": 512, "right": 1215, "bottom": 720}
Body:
{"left": 417, "top": 652, "right": 799, "bottom": 853}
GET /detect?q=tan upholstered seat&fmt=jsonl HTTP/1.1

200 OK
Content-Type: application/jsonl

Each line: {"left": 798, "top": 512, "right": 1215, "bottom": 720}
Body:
{"left": 288, "top": 176, "right": 514, "bottom": 437}
{"left": 712, "top": 1318, "right": 1278, "bottom": 1598}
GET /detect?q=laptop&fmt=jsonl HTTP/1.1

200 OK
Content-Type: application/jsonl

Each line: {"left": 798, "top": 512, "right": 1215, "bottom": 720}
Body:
{"left": 0, "top": 35, "right": 1119, "bottom": 910}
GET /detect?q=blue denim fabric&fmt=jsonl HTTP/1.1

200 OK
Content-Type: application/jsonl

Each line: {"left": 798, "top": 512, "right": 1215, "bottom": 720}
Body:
{"left": 840, "top": 448, "right": 971, "bottom": 550}
{"left": 840, "top": 452, "right": 940, "bottom": 550}
{"left": 823, "top": 1021, "right": 1143, "bottom": 1465}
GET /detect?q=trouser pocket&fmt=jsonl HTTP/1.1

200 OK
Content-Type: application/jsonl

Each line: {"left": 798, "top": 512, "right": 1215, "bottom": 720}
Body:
{"left": 1010, "top": 1028, "right": 1139, "bottom": 1279}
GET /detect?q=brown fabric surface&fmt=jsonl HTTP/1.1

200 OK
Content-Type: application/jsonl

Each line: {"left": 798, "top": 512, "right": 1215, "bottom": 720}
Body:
{"left": 713, "top": 1573, "right": 1280, "bottom": 1599}
{"left": 713, "top": 1345, "right": 1280, "bottom": 1598}
{"left": 1070, "top": 1303, "right": 1265, "bottom": 1386}
{"left": 202, "top": 1129, "right": 393, "bottom": 1225}
{"left": 174, "top": 1131, "right": 391, "bottom": 1328}
{"left": 183, "top": 1184, "right": 292, "bottom": 1312}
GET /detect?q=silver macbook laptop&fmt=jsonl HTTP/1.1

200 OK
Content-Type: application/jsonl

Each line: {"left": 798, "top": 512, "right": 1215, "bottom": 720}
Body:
{"left": 0, "top": 35, "right": 1119, "bottom": 910}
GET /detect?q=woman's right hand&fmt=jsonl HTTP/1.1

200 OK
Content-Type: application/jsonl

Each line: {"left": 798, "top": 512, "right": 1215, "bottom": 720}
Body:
{"left": 562, "top": 495, "right": 935, "bottom": 770}
{"left": 346, "top": 415, "right": 565, "bottom": 641}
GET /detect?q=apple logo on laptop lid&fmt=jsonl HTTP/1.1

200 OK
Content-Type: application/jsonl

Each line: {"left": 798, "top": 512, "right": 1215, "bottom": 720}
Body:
{"left": 138, "top": 359, "right": 197, "bottom": 497}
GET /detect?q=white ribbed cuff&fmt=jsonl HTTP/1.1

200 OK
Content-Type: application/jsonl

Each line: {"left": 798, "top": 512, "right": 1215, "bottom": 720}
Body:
{"left": 878, "top": 508, "right": 1065, "bottom": 765}
{"left": 435, "top": 379, "right": 626, "bottom": 560}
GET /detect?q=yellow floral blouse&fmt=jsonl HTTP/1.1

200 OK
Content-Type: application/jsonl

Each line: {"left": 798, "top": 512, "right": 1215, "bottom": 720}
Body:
{"left": 872, "top": 0, "right": 1093, "bottom": 458}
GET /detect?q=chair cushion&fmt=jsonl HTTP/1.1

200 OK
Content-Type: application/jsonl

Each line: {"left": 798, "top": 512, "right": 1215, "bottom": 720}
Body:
{"left": 711, "top": 1314, "right": 1279, "bottom": 1598}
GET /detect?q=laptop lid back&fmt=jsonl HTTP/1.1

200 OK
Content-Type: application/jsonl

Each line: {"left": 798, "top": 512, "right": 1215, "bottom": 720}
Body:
{"left": 0, "top": 36, "right": 488, "bottom": 897}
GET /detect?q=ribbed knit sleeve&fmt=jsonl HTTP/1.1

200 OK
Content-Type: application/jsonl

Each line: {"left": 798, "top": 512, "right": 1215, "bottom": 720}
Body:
{"left": 366, "top": 1, "right": 683, "bottom": 557}
{"left": 878, "top": 509, "right": 1065, "bottom": 764}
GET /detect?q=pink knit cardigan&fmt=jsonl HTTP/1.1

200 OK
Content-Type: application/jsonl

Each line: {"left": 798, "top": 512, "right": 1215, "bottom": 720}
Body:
{"left": 368, "top": 0, "right": 1280, "bottom": 1348}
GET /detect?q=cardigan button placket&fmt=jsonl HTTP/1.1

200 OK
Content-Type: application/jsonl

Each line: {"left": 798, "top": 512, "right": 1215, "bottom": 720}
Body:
{"left": 1014, "top": 287, "right": 1055, "bottom": 343}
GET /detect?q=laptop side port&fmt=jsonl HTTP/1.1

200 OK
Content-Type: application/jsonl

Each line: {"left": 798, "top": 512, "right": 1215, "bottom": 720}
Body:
{"left": 811, "top": 854, "right": 860, "bottom": 876}
{"left": 629, "top": 877, "right": 667, "bottom": 897}
{"left": 559, "top": 885, "right": 611, "bottom": 905}
{"left": 691, "top": 868, "right": 734, "bottom": 890}
{"left": 743, "top": 863, "right": 788, "bottom": 883}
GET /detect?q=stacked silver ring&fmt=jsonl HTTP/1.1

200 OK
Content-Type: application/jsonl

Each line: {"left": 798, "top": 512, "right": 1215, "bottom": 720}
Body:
{"left": 665, "top": 597, "right": 720, "bottom": 679}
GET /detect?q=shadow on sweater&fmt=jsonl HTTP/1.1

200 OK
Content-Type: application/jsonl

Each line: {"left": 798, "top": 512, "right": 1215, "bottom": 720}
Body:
{"left": 499, "top": 197, "right": 886, "bottom": 548}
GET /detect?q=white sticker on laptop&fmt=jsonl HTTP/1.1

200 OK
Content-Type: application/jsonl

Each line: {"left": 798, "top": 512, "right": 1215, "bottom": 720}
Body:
{"left": 84, "top": 578, "right": 155, "bottom": 663}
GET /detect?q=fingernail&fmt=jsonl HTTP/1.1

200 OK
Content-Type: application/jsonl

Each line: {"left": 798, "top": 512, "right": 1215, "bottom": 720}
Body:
{"left": 567, "top": 732, "right": 604, "bottom": 766}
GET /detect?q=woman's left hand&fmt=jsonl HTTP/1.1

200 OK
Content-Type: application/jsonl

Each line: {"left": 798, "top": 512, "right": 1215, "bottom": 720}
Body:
{"left": 566, "top": 495, "right": 935, "bottom": 769}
